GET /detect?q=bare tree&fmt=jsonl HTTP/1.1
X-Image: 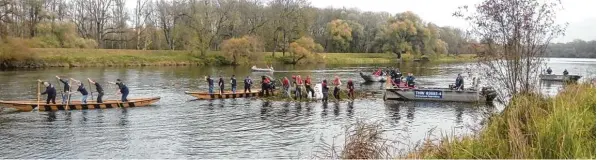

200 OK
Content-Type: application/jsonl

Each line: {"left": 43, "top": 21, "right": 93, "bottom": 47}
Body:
{"left": 454, "top": 0, "right": 566, "bottom": 97}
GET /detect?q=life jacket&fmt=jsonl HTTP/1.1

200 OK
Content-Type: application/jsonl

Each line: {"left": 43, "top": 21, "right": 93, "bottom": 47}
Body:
{"left": 283, "top": 78, "right": 289, "bottom": 86}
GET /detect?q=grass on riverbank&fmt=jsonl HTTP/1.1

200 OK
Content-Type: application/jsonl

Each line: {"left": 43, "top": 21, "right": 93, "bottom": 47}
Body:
{"left": 407, "top": 83, "right": 596, "bottom": 159}
{"left": 7, "top": 48, "right": 477, "bottom": 68}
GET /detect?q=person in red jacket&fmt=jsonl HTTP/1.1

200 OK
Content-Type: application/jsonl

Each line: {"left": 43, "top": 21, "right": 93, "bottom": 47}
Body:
{"left": 333, "top": 76, "right": 342, "bottom": 100}
{"left": 282, "top": 77, "right": 290, "bottom": 97}
{"left": 305, "top": 75, "right": 314, "bottom": 98}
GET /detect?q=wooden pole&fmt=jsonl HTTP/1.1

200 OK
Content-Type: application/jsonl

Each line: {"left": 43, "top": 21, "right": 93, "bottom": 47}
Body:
{"left": 88, "top": 80, "right": 94, "bottom": 101}
{"left": 37, "top": 81, "right": 40, "bottom": 111}
{"left": 65, "top": 80, "right": 72, "bottom": 110}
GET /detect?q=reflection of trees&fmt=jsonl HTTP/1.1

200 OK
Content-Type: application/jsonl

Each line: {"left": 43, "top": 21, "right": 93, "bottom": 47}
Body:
{"left": 455, "top": 105, "right": 464, "bottom": 124}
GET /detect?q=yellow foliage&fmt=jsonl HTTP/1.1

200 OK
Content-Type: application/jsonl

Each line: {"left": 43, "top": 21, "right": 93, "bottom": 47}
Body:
{"left": 288, "top": 36, "right": 323, "bottom": 64}
{"left": 221, "top": 35, "right": 264, "bottom": 65}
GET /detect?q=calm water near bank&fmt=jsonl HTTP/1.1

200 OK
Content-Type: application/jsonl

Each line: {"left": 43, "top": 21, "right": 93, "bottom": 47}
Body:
{"left": 0, "top": 58, "right": 594, "bottom": 158}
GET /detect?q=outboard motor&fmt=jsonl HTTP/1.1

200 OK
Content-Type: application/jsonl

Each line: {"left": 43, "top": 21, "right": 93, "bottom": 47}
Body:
{"left": 481, "top": 87, "right": 498, "bottom": 102}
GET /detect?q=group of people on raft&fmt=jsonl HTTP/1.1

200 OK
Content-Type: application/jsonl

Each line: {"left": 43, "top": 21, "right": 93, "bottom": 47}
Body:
{"left": 37, "top": 76, "right": 129, "bottom": 104}
{"left": 385, "top": 68, "right": 467, "bottom": 90}
{"left": 204, "top": 74, "right": 356, "bottom": 101}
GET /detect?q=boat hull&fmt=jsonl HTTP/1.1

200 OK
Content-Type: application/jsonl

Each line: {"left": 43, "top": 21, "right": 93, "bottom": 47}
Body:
{"left": 539, "top": 74, "right": 581, "bottom": 82}
{"left": 359, "top": 72, "right": 386, "bottom": 82}
{"left": 0, "top": 97, "right": 161, "bottom": 112}
{"left": 185, "top": 90, "right": 265, "bottom": 100}
{"left": 384, "top": 88, "right": 495, "bottom": 103}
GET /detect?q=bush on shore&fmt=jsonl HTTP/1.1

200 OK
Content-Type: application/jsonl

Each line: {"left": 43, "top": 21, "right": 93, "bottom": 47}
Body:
{"left": 408, "top": 83, "right": 596, "bottom": 159}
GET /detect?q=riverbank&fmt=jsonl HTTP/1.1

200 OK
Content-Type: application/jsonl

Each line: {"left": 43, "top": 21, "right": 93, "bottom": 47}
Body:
{"left": 404, "top": 83, "right": 596, "bottom": 159}
{"left": 3, "top": 48, "right": 477, "bottom": 68}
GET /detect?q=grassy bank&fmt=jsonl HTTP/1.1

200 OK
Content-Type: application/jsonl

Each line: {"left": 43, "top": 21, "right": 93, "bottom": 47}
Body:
{"left": 5, "top": 48, "right": 477, "bottom": 68}
{"left": 407, "top": 83, "right": 596, "bottom": 159}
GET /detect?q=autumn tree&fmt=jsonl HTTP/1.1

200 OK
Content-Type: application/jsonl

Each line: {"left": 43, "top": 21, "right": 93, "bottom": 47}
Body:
{"left": 287, "top": 36, "right": 323, "bottom": 64}
{"left": 455, "top": 0, "right": 566, "bottom": 97}
{"left": 326, "top": 19, "right": 352, "bottom": 52}
{"left": 221, "top": 35, "right": 263, "bottom": 65}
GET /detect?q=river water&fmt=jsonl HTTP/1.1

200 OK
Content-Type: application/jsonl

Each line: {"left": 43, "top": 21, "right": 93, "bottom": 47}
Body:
{"left": 0, "top": 58, "right": 594, "bottom": 158}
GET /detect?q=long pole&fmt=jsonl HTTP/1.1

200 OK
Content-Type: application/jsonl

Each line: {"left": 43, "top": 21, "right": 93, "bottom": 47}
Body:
{"left": 37, "top": 81, "right": 40, "bottom": 111}
{"left": 88, "top": 80, "right": 94, "bottom": 101}
{"left": 65, "top": 80, "right": 72, "bottom": 110}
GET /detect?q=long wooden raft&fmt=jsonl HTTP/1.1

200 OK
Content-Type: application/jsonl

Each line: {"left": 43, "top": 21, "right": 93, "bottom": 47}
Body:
{"left": 185, "top": 90, "right": 272, "bottom": 100}
{"left": 0, "top": 97, "right": 161, "bottom": 112}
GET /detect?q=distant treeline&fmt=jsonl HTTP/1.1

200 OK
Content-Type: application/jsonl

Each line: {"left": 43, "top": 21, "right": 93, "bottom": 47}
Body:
{"left": 547, "top": 39, "right": 596, "bottom": 58}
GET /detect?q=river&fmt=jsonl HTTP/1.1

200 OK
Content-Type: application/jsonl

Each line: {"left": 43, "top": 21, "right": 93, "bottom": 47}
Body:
{"left": 0, "top": 58, "right": 594, "bottom": 158}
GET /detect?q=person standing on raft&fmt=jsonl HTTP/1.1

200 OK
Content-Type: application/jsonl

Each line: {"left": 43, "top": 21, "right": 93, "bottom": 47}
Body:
{"left": 217, "top": 76, "right": 225, "bottom": 94}
{"left": 55, "top": 76, "right": 71, "bottom": 104}
{"left": 332, "top": 76, "right": 342, "bottom": 100}
{"left": 88, "top": 78, "right": 104, "bottom": 103}
{"left": 305, "top": 75, "right": 314, "bottom": 98}
{"left": 206, "top": 76, "right": 214, "bottom": 94}
{"left": 244, "top": 76, "right": 252, "bottom": 93}
{"left": 38, "top": 80, "right": 56, "bottom": 104}
{"left": 282, "top": 77, "right": 290, "bottom": 97}
{"left": 70, "top": 78, "right": 89, "bottom": 104}
{"left": 230, "top": 75, "right": 237, "bottom": 94}
{"left": 261, "top": 76, "right": 270, "bottom": 96}
{"left": 321, "top": 79, "right": 329, "bottom": 102}
{"left": 109, "top": 79, "right": 129, "bottom": 102}
{"left": 347, "top": 78, "right": 355, "bottom": 99}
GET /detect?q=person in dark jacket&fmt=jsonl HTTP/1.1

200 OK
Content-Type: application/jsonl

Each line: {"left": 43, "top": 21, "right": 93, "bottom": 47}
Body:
{"left": 218, "top": 76, "right": 225, "bottom": 94}
{"left": 110, "top": 79, "right": 129, "bottom": 102}
{"left": 454, "top": 74, "right": 464, "bottom": 90}
{"left": 546, "top": 67, "right": 552, "bottom": 74}
{"left": 88, "top": 78, "right": 104, "bottom": 103}
{"left": 244, "top": 76, "right": 252, "bottom": 93}
{"left": 38, "top": 80, "right": 56, "bottom": 104}
{"left": 406, "top": 73, "right": 416, "bottom": 88}
{"left": 230, "top": 75, "right": 237, "bottom": 94}
{"left": 322, "top": 79, "right": 329, "bottom": 102}
{"left": 563, "top": 69, "right": 569, "bottom": 76}
{"left": 347, "top": 78, "right": 355, "bottom": 99}
{"left": 206, "top": 76, "right": 214, "bottom": 94}
{"left": 70, "top": 78, "right": 89, "bottom": 104}
{"left": 55, "top": 76, "right": 71, "bottom": 104}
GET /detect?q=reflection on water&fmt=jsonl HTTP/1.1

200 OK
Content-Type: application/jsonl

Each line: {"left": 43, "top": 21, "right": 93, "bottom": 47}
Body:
{"left": 0, "top": 58, "right": 594, "bottom": 158}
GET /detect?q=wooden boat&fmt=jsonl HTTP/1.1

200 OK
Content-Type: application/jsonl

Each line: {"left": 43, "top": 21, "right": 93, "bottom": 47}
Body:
{"left": 539, "top": 74, "right": 582, "bottom": 82}
{"left": 251, "top": 66, "right": 274, "bottom": 72}
{"left": 0, "top": 97, "right": 161, "bottom": 112}
{"left": 359, "top": 72, "right": 387, "bottom": 82}
{"left": 383, "top": 87, "right": 497, "bottom": 103}
{"left": 185, "top": 90, "right": 270, "bottom": 100}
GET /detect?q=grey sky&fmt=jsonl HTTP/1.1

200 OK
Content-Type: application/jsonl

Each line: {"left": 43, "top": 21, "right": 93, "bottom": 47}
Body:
{"left": 310, "top": 0, "right": 596, "bottom": 43}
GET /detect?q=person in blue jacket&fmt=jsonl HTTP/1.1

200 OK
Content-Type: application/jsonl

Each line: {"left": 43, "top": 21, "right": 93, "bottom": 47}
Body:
{"left": 110, "top": 79, "right": 129, "bottom": 102}
{"left": 38, "top": 80, "right": 56, "bottom": 104}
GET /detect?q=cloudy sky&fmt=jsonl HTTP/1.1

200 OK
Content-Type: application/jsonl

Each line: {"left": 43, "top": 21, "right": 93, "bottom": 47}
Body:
{"left": 309, "top": 0, "right": 596, "bottom": 43}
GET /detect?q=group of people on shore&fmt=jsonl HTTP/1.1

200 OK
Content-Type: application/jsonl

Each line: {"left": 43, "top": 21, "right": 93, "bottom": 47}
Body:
{"left": 37, "top": 76, "right": 129, "bottom": 104}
